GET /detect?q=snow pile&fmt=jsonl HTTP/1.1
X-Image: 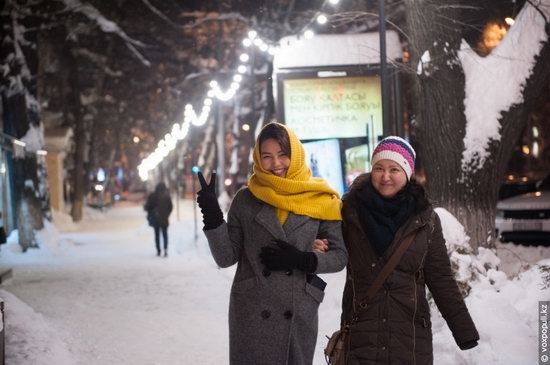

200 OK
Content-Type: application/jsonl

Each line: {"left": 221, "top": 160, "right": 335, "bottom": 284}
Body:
{"left": 433, "top": 208, "right": 546, "bottom": 364}
{"left": 34, "top": 220, "right": 61, "bottom": 252}
{"left": 3, "top": 230, "right": 23, "bottom": 254}
{"left": 433, "top": 259, "right": 548, "bottom": 365}
{"left": 20, "top": 123, "right": 44, "bottom": 152}
{"left": 2, "top": 218, "right": 64, "bottom": 255}
{"left": 51, "top": 209, "right": 78, "bottom": 232}
{"left": 436, "top": 208, "right": 505, "bottom": 294}
{"left": 82, "top": 206, "right": 107, "bottom": 221}
{"left": 0, "top": 290, "right": 75, "bottom": 365}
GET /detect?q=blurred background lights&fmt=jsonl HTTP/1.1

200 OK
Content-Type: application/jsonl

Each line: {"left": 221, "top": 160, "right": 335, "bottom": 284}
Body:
{"left": 317, "top": 14, "right": 328, "bottom": 24}
{"left": 304, "top": 30, "right": 315, "bottom": 39}
{"left": 97, "top": 168, "right": 106, "bottom": 182}
{"left": 138, "top": 26, "right": 296, "bottom": 179}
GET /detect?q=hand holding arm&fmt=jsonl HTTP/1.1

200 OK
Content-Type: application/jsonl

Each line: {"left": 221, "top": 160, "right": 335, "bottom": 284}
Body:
{"left": 311, "top": 238, "right": 329, "bottom": 253}
{"left": 260, "top": 239, "right": 317, "bottom": 273}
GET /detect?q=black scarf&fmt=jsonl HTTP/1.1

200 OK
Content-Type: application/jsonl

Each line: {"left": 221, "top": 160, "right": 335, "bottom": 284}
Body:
{"left": 357, "top": 181, "right": 416, "bottom": 256}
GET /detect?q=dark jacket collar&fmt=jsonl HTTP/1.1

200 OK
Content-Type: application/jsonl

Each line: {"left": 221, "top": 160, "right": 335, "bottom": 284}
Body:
{"left": 343, "top": 173, "right": 433, "bottom": 260}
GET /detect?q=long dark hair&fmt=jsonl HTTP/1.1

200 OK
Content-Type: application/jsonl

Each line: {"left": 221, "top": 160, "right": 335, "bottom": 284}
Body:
{"left": 258, "top": 123, "right": 291, "bottom": 157}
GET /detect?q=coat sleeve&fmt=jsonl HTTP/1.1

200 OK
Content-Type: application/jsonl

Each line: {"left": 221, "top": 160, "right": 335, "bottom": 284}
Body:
{"left": 312, "top": 220, "right": 347, "bottom": 274}
{"left": 144, "top": 193, "right": 155, "bottom": 212}
{"left": 424, "top": 213, "right": 480, "bottom": 348}
{"left": 203, "top": 192, "right": 244, "bottom": 268}
{"left": 167, "top": 197, "right": 173, "bottom": 215}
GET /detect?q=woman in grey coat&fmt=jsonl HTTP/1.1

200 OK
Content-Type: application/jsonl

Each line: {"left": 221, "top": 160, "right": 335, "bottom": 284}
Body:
{"left": 197, "top": 122, "right": 347, "bottom": 365}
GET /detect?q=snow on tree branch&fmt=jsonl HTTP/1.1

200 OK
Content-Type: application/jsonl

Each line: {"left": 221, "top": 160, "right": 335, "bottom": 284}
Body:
{"left": 61, "top": 0, "right": 151, "bottom": 67}
{"left": 73, "top": 48, "right": 123, "bottom": 77}
{"left": 179, "top": 12, "right": 249, "bottom": 28}
{"left": 3, "top": 12, "right": 32, "bottom": 97}
{"left": 140, "top": 0, "right": 184, "bottom": 29}
{"left": 459, "top": 0, "right": 550, "bottom": 172}
{"left": 21, "top": 122, "right": 45, "bottom": 152}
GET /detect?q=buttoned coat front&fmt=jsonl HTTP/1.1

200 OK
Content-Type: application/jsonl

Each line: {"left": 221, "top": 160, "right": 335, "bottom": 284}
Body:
{"left": 205, "top": 188, "right": 347, "bottom": 365}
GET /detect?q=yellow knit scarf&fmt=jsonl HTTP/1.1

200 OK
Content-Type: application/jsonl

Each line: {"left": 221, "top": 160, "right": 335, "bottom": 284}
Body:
{"left": 248, "top": 123, "right": 342, "bottom": 224}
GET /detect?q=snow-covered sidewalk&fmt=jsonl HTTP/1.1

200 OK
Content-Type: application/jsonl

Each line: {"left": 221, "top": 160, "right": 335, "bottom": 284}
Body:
{"left": 0, "top": 200, "right": 236, "bottom": 364}
{"left": 0, "top": 199, "right": 548, "bottom": 364}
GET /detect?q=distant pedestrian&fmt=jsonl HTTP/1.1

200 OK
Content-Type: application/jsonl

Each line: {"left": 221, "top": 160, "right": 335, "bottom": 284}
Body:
{"left": 145, "top": 182, "right": 173, "bottom": 257}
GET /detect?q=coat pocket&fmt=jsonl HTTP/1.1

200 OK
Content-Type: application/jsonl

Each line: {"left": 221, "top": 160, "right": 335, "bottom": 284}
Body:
{"left": 232, "top": 277, "right": 258, "bottom": 293}
{"left": 305, "top": 281, "right": 325, "bottom": 303}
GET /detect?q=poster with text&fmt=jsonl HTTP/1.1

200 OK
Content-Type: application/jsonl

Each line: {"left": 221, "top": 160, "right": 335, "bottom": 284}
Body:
{"left": 284, "top": 76, "right": 382, "bottom": 140}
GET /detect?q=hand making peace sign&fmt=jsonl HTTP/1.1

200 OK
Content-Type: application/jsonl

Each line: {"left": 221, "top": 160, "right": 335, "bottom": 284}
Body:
{"left": 196, "top": 171, "right": 224, "bottom": 230}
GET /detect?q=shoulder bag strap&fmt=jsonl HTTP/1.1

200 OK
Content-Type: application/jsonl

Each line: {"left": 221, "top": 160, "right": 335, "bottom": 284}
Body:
{"left": 355, "top": 231, "right": 417, "bottom": 315}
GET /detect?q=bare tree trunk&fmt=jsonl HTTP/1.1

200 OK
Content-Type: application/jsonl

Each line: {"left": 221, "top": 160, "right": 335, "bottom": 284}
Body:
{"left": 68, "top": 50, "right": 86, "bottom": 222}
{"left": 3, "top": 95, "right": 43, "bottom": 251}
{"left": 406, "top": 0, "right": 550, "bottom": 249}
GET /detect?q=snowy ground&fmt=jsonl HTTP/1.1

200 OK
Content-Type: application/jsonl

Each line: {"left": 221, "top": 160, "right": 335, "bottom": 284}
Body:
{"left": 0, "top": 199, "right": 548, "bottom": 365}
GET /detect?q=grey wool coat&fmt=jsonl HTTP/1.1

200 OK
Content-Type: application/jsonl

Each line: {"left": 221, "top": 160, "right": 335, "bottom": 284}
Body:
{"left": 204, "top": 188, "right": 348, "bottom": 365}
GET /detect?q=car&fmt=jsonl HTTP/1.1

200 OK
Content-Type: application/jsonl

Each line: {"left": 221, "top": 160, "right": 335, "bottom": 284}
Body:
{"left": 495, "top": 174, "right": 550, "bottom": 244}
{"left": 497, "top": 175, "right": 537, "bottom": 200}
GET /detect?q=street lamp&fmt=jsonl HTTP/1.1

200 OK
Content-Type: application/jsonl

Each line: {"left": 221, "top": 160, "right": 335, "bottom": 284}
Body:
{"left": 378, "top": 0, "right": 391, "bottom": 134}
{"left": 191, "top": 165, "right": 200, "bottom": 243}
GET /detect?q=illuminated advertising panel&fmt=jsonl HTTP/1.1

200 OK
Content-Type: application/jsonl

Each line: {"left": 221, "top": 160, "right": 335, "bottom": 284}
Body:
{"left": 302, "top": 139, "right": 344, "bottom": 196}
{"left": 283, "top": 76, "right": 383, "bottom": 140}
{"left": 344, "top": 144, "right": 370, "bottom": 188}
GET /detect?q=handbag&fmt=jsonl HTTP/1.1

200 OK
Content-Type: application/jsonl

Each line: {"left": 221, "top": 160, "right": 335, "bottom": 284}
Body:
{"left": 324, "top": 231, "right": 417, "bottom": 364}
{"left": 324, "top": 324, "right": 350, "bottom": 365}
{"left": 147, "top": 211, "right": 157, "bottom": 227}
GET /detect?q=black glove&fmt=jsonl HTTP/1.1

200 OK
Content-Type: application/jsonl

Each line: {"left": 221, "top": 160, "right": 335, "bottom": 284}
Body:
{"left": 197, "top": 171, "right": 223, "bottom": 230}
{"left": 260, "top": 239, "right": 317, "bottom": 273}
{"left": 458, "top": 340, "right": 478, "bottom": 350}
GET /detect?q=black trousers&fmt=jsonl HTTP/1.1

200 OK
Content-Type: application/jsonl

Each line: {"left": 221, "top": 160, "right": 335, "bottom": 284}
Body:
{"left": 154, "top": 225, "right": 168, "bottom": 253}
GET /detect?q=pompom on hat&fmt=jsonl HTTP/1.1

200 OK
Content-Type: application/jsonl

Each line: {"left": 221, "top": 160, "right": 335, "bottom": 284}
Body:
{"left": 371, "top": 136, "right": 416, "bottom": 180}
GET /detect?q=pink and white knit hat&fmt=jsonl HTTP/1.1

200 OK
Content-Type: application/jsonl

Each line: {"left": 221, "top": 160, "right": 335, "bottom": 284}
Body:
{"left": 371, "top": 136, "right": 416, "bottom": 180}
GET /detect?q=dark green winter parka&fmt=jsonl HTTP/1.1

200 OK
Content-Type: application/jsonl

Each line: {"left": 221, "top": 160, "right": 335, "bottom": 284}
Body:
{"left": 340, "top": 174, "right": 479, "bottom": 365}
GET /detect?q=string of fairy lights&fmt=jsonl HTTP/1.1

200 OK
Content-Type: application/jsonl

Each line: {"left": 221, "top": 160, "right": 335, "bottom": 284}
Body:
{"left": 137, "top": 0, "right": 342, "bottom": 181}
